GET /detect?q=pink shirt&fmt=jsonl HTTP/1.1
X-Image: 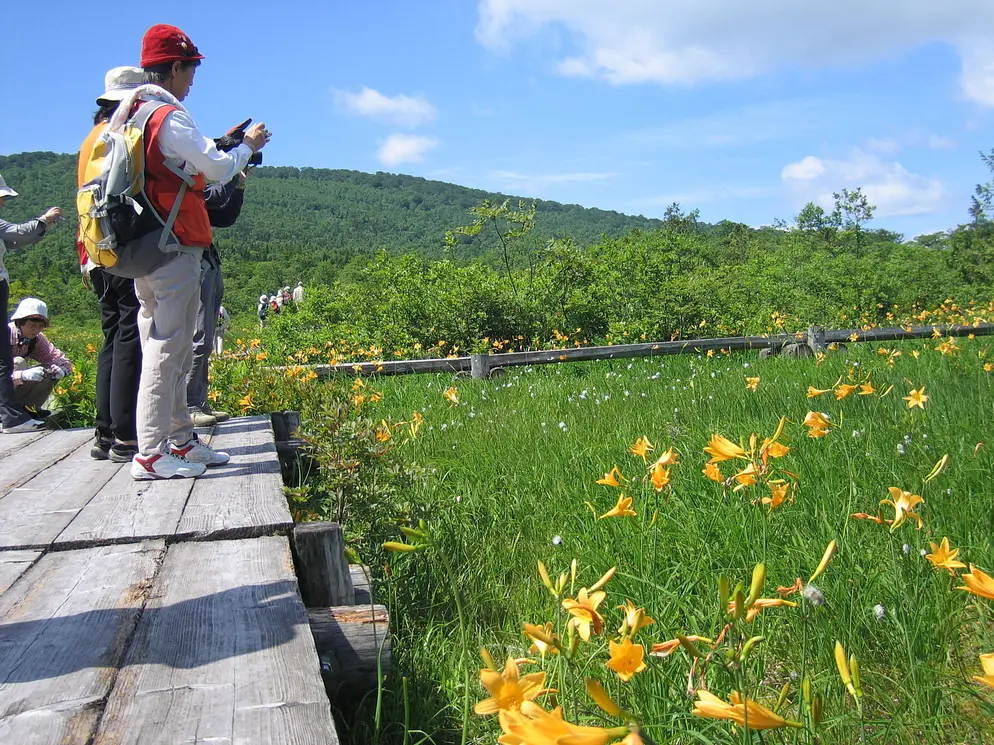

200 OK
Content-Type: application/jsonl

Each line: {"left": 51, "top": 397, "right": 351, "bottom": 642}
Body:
{"left": 7, "top": 323, "right": 73, "bottom": 385}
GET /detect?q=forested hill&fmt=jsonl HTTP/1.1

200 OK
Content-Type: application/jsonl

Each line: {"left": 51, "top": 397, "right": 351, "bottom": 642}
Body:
{"left": 0, "top": 151, "right": 662, "bottom": 320}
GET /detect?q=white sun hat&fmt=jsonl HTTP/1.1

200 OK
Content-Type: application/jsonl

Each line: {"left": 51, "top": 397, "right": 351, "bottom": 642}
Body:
{"left": 97, "top": 66, "right": 144, "bottom": 105}
{"left": 11, "top": 297, "right": 49, "bottom": 323}
{"left": 0, "top": 172, "right": 18, "bottom": 199}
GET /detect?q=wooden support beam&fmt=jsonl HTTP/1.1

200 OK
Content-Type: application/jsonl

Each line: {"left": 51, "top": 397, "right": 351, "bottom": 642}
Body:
{"left": 470, "top": 353, "right": 490, "bottom": 380}
{"left": 806, "top": 325, "right": 826, "bottom": 354}
{"left": 308, "top": 605, "right": 391, "bottom": 698}
{"left": 293, "top": 522, "right": 355, "bottom": 606}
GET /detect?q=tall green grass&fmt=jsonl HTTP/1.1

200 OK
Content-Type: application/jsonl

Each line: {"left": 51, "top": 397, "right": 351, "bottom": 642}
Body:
{"left": 342, "top": 340, "right": 994, "bottom": 744}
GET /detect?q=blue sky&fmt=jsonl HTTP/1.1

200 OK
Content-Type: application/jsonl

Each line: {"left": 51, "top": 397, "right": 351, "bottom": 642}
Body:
{"left": 2, "top": 1, "right": 993, "bottom": 237}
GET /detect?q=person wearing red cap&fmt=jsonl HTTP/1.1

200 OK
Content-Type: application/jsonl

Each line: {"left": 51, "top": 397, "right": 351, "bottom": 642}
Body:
{"left": 117, "top": 23, "right": 270, "bottom": 480}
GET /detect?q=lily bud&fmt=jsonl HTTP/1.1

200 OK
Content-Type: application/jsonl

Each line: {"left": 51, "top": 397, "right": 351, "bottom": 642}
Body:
{"left": 812, "top": 694, "right": 823, "bottom": 725}
{"left": 740, "top": 635, "right": 765, "bottom": 660}
{"left": 718, "top": 576, "right": 730, "bottom": 610}
{"left": 590, "top": 566, "right": 617, "bottom": 592}
{"left": 802, "top": 675, "right": 812, "bottom": 707}
{"left": 399, "top": 526, "right": 428, "bottom": 542}
{"left": 808, "top": 539, "right": 837, "bottom": 583}
{"left": 585, "top": 678, "right": 624, "bottom": 717}
{"left": 556, "top": 572, "right": 568, "bottom": 595}
{"left": 746, "top": 562, "right": 766, "bottom": 607}
{"left": 850, "top": 655, "right": 863, "bottom": 697}
{"left": 480, "top": 647, "right": 496, "bottom": 670}
{"left": 537, "top": 561, "right": 557, "bottom": 596}
{"left": 733, "top": 585, "right": 746, "bottom": 620}
{"left": 382, "top": 541, "right": 421, "bottom": 553}
{"left": 676, "top": 633, "right": 704, "bottom": 658}
{"left": 775, "top": 682, "right": 791, "bottom": 713}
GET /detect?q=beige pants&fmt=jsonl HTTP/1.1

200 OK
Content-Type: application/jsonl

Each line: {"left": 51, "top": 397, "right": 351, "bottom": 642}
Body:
{"left": 12, "top": 358, "right": 55, "bottom": 408}
{"left": 134, "top": 250, "right": 203, "bottom": 455}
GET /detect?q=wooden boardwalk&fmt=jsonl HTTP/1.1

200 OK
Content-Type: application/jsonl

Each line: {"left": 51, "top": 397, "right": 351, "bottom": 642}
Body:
{"left": 0, "top": 416, "right": 340, "bottom": 744}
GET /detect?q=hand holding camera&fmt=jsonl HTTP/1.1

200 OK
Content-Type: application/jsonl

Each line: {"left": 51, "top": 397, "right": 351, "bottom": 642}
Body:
{"left": 21, "top": 367, "right": 46, "bottom": 383}
{"left": 47, "top": 366, "right": 67, "bottom": 381}
{"left": 215, "top": 119, "right": 271, "bottom": 165}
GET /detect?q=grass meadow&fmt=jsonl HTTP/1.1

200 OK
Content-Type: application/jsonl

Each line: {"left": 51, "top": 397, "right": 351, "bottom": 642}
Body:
{"left": 347, "top": 338, "right": 994, "bottom": 745}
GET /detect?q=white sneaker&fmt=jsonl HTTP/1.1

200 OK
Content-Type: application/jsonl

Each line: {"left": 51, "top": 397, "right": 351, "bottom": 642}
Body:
{"left": 131, "top": 451, "right": 207, "bottom": 480}
{"left": 170, "top": 436, "right": 230, "bottom": 466}
{"left": 3, "top": 418, "right": 46, "bottom": 434}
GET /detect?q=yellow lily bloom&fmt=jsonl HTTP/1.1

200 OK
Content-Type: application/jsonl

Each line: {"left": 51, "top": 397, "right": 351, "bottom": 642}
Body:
{"left": 617, "top": 599, "right": 655, "bottom": 636}
{"left": 599, "top": 493, "right": 636, "bottom": 519}
{"left": 881, "top": 487, "right": 924, "bottom": 531}
{"left": 925, "top": 537, "right": 967, "bottom": 574}
{"left": 704, "top": 434, "right": 747, "bottom": 463}
{"left": 806, "top": 385, "right": 831, "bottom": 398}
{"left": 761, "top": 440, "right": 790, "bottom": 459}
{"left": 606, "top": 638, "right": 646, "bottom": 682}
{"left": 703, "top": 462, "right": 724, "bottom": 482}
{"left": 973, "top": 654, "right": 994, "bottom": 689}
{"left": 585, "top": 678, "right": 624, "bottom": 717}
{"left": 443, "top": 386, "right": 460, "bottom": 406}
{"left": 692, "top": 690, "right": 800, "bottom": 730}
{"left": 732, "top": 461, "right": 760, "bottom": 490}
{"left": 562, "top": 588, "right": 607, "bottom": 641}
{"left": 958, "top": 565, "right": 994, "bottom": 600}
{"left": 803, "top": 411, "right": 831, "bottom": 429}
{"left": 474, "top": 656, "right": 547, "bottom": 715}
{"left": 807, "top": 427, "right": 829, "bottom": 438}
{"left": 834, "top": 383, "right": 857, "bottom": 400}
{"left": 650, "top": 462, "right": 671, "bottom": 492}
{"left": 903, "top": 386, "right": 928, "bottom": 409}
{"left": 596, "top": 466, "right": 625, "bottom": 487}
{"left": 523, "top": 622, "right": 560, "bottom": 657}
{"left": 760, "top": 481, "right": 791, "bottom": 510}
{"left": 858, "top": 381, "right": 876, "bottom": 395}
{"left": 654, "top": 447, "right": 680, "bottom": 466}
{"left": 745, "top": 376, "right": 760, "bottom": 392}
{"left": 629, "top": 436, "right": 654, "bottom": 461}
{"left": 726, "top": 596, "right": 798, "bottom": 622}
{"left": 498, "top": 701, "right": 624, "bottom": 745}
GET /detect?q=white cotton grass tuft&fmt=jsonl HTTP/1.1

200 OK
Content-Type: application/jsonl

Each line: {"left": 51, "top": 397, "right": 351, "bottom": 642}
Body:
{"left": 551, "top": 535, "right": 563, "bottom": 546}
{"left": 802, "top": 583, "right": 825, "bottom": 606}
{"left": 874, "top": 604, "right": 887, "bottom": 621}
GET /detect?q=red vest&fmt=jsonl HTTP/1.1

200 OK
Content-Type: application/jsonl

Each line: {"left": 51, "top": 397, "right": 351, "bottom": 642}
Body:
{"left": 141, "top": 102, "right": 213, "bottom": 248}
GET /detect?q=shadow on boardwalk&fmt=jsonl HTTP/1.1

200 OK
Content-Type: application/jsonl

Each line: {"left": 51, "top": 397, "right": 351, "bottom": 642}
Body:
{"left": 0, "top": 580, "right": 305, "bottom": 684}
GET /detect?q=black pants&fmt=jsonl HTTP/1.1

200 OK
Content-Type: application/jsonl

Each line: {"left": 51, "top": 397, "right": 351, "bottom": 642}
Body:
{"left": 0, "top": 279, "right": 31, "bottom": 428}
{"left": 92, "top": 269, "right": 142, "bottom": 442}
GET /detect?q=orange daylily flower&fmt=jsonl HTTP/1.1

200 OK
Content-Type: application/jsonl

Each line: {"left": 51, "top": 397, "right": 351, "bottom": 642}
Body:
{"left": 904, "top": 386, "right": 928, "bottom": 409}
{"left": 727, "top": 597, "right": 799, "bottom": 622}
{"left": 858, "top": 381, "right": 876, "bottom": 395}
{"left": 523, "top": 622, "right": 560, "bottom": 657}
{"left": 732, "top": 461, "right": 760, "bottom": 490}
{"left": 654, "top": 447, "right": 680, "bottom": 466}
{"left": 835, "top": 383, "right": 857, "bottom": 400}
{"left": 617, "top": 600, "right": 655, "bottom": 637}
{"left": 925, "top": 537, "right": 967, "bottom": 574}
{"left": 443, "top": 386, "right": 460, "bottom": 406}
{"left": 703, "top": 463, "right": 724, "bottom": 482}
{"left": 958, "top": 565, "right": 994, "bottom": 600}
{"left": 704, "top": 434, "right": 747, "bottom": 463}
{"left": 745, "top": 376, "right": 760, "bottom": 392}
{"left": 474, "top": 656, "right": 547, "bottom": 715}
{"left": 650, "top": 635, "right": 713, "bottom": 658}
{"left": 974, "top": 654, "right": 994, "bottom": 689}
{"left": 562, "top": 588, "right": 607, "bottom": 641}
{"left": 599, "top": 494, "right": 636, "bottom": 519}
{"left": 596, "top": 466, "right": 625, "bottom": 487}
{"left": 760, "top": 481, "right": 791, "bottom": 510}
{"left": 806, "top": 385, "right": 831, "bottom": 398}
{"left": 881, "top": 487, "right": 924, "bottom": 530}
{"left": 803, "top": 411, "right": 831, "bottom": 429}
{"left": 498, "top": 701, "right": 623, "bottom": 745}
{"left": 649, "top": 463, "right": 671, "bottom": 492}
{"left": 692, "top": 690, "right": 800, "bottom": 730}
{"left": 629, "top": 436, "right": 654, "bottom": 461}
{"left": 606, "top": 638, "right": 647, "bottom": 682}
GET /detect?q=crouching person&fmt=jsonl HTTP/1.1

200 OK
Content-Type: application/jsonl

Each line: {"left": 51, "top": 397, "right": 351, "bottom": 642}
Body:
{"left": 9, "top": 299, "right": 72, "bottom": 419}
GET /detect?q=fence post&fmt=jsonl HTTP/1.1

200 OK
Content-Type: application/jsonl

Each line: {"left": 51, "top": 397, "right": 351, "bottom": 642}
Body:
{"left": 470, "top": 353, "right": 491, "bottom": 380}
{"left": 806, "top": 325, "right": 826, "bottom": 354}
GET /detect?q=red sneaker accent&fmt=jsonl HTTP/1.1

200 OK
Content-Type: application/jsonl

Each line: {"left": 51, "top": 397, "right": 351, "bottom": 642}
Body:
{"left": 137, "top": 453, "right": 162, "bottom": 472}
{"left": 171, "top": 441, "right": 195, "bottom": 458}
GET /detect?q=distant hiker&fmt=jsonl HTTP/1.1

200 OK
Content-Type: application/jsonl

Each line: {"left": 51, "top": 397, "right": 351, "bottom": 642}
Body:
{"left": 0, "top": 173, "right": 62, "bottom": 433}
{"left": 257, "top": 293, "right": 268, "bottom": 327}
{"left": 270, "top": 294, "right": 281, "bottom": 313}
{"left": 213, "top": 305, "right": 229, "bottom": 355}
{"left": 281, "top": 286, "right": 292, "bottom": 306}
{"left": 292, "top": 281, "right": 304, "bottom": 303}
{"left": 121, "top": 23, "right": 269, "bottom": 480}
{"left": 8, "top": 298, "right": 72, "bottom": 420}
{"left": 79, "top": 66, "right": 145, "bottom": 461}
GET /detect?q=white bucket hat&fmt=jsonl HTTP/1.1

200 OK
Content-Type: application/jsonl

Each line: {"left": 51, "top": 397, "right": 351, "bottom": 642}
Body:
{"left": 10, "top": 298, "right": 49, "bottom": 324}
{"left": 97, "top": 66, "right": 144, "bottom": 105}
{"left": 259, "top": 294, "right": 268, "bottom": 303}
{"left": 0, "top": 172, "right": 18, "bottom": 199}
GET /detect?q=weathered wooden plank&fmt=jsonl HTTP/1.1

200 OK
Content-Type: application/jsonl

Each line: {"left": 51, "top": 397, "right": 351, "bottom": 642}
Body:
{"left": 52, "top": 464, "right": 194, "bottom": 550}
{"left": 0, "top": 429, "right": 93, "bottom": 498}
{"left": 0, "top": 443, "right": 123, "bottom": 551}
{"left": 350, "top": 564, "right": 372, "bottom": 606}
{"left": 0, "top": 541, "right": 165, "bottom": 744}
{"left": 825, "top": 322, "right": 994, "bottom": 343}
{"left": 306, "top": 356, "right": 469, "bottom": 378}
{"left": 176, "top": 416, "right": 292, "bottom": 540}
{"left": 308, "top": 605, "right": 391, "bottom": 698}
{"left": 0, "top": 550, "right": 41, "bottom": 594}
{"left": 93, "top": 537, "right": 339, "bottom": 745}
{"left": 0, "top": 428, "right": 50, "bottom": 461}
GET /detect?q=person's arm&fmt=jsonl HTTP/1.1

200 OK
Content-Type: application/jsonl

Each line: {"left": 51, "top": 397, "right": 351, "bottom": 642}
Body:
{"left": 207, "top": 188, "right": 245, "bottom": 228}
{"left": 30, "top": 334, "right": 72, "bottom": 378}
{"left": 0, "top": 217, "right": 47, "bottom": 247}
{"left": 157, "top": 109, "right": 253, "bottom": 184}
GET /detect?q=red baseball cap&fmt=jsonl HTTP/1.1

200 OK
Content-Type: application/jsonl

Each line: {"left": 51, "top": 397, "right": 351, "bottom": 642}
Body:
{"left": 140, "top": 24, "right": 205, "bottom": 68}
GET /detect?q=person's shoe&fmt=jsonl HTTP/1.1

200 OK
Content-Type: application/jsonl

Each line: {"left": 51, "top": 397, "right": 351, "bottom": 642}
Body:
{"left": 3, "top": 418, "right": 46, "bottom": 434}
{"left": 131, "top": 451, "right": 207, "bottom": 480}
{"left": 109, "top": 443, "right": 140, "bottom": 463}
{"left": 208, "top": 409, "right": 230, "bottom": 423}
{"left": 170, "top": 435, "right": 230, "bottom": 466}
{"left": 24, "top": 406, "right": 52, "bottom": 420}
{"left": 190, "top": 411, "right": 218, "bottom": 427}
{"left": 91, "top": 434, "right": 113, "bottom": 460}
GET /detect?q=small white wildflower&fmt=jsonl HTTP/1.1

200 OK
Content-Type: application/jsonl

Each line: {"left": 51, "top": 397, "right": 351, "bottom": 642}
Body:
{"left": 896, "top": 443, "right": 906, "bottom": 456}
{"left": 922, "top": 433, "right": 928, "bottom": 439}
{"left": 551, "top": 535, "right": 563, "bottom": 546}
{"left": 904, "top": 434, "right": 913, "bottom": 443}
{"left": 945, "top": 488, "right": 952, "bottom": 496}
{"left": 455, "top": 495, "right": 462, "bottom": 503}
{"left": 624, "top": 390, "right": 631, "bottom": 397}
{"left": 874, "top": 604, "right": 886, "bottom": 621}
{"left": 902, "top": 543, "right": 911, "bottom": 556}
{"left": 852, "top": 430, "right": 862, "bottom": 438}
{"left": 919, "top": 548, "right": 928, "bottom": 557}
{"left": 743, "top": 362, "right": 750, "bottom": 369}
{"left": 558, "top": 421, "right": 567, "bottom": 431}
{"left": 802, "top": 583, "right": 826, "bottom": 606}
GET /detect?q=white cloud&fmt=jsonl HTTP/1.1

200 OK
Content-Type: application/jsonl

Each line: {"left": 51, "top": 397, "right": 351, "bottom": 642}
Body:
{"left": 927, "top": 133, "right": 957, "bottom": 149}
{"left": 378, "top": 134, "right": 439, "bottom": 167}
{"left": 491, "top": 170, "right": 616, "bottom": 193}
{"left": 336, "top": 87, "right": 437, "bottom": 127}
{"left": 781, "top": 150, "right": 945, "bottom": 218}
{"left": 476, "top": 1, "right": 994, "bottom": 105}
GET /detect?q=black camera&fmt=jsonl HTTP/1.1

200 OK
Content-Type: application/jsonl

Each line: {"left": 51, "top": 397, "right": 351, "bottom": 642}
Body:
{"left": 215, "top": 118, "right": 263, "bottom": 166}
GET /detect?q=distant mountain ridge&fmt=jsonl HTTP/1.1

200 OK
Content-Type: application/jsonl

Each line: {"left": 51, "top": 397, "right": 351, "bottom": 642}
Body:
{"left": 0, "top": 151, "right": 664, "bottom": 317}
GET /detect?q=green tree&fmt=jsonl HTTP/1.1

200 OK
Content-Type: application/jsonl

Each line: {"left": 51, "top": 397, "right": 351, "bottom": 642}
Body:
{"left": 832, "top": 188, "right": 875, "bottom": 259}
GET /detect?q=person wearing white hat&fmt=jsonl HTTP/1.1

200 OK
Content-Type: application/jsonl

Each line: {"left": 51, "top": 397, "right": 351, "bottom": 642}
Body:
{"left": 0, "top": 175, "right": 62, "bottom": 433}
{"left": 292, "top": 281, "right": 304, "bottom": 303}
{"left": 77, "top": 67, "right": 146, "bottom": 461}
{"left": 7, "top": 298, "right": 72, "bottom": 418}
{"left": 257, "top": 293, "right": 269, "bottom": 327}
